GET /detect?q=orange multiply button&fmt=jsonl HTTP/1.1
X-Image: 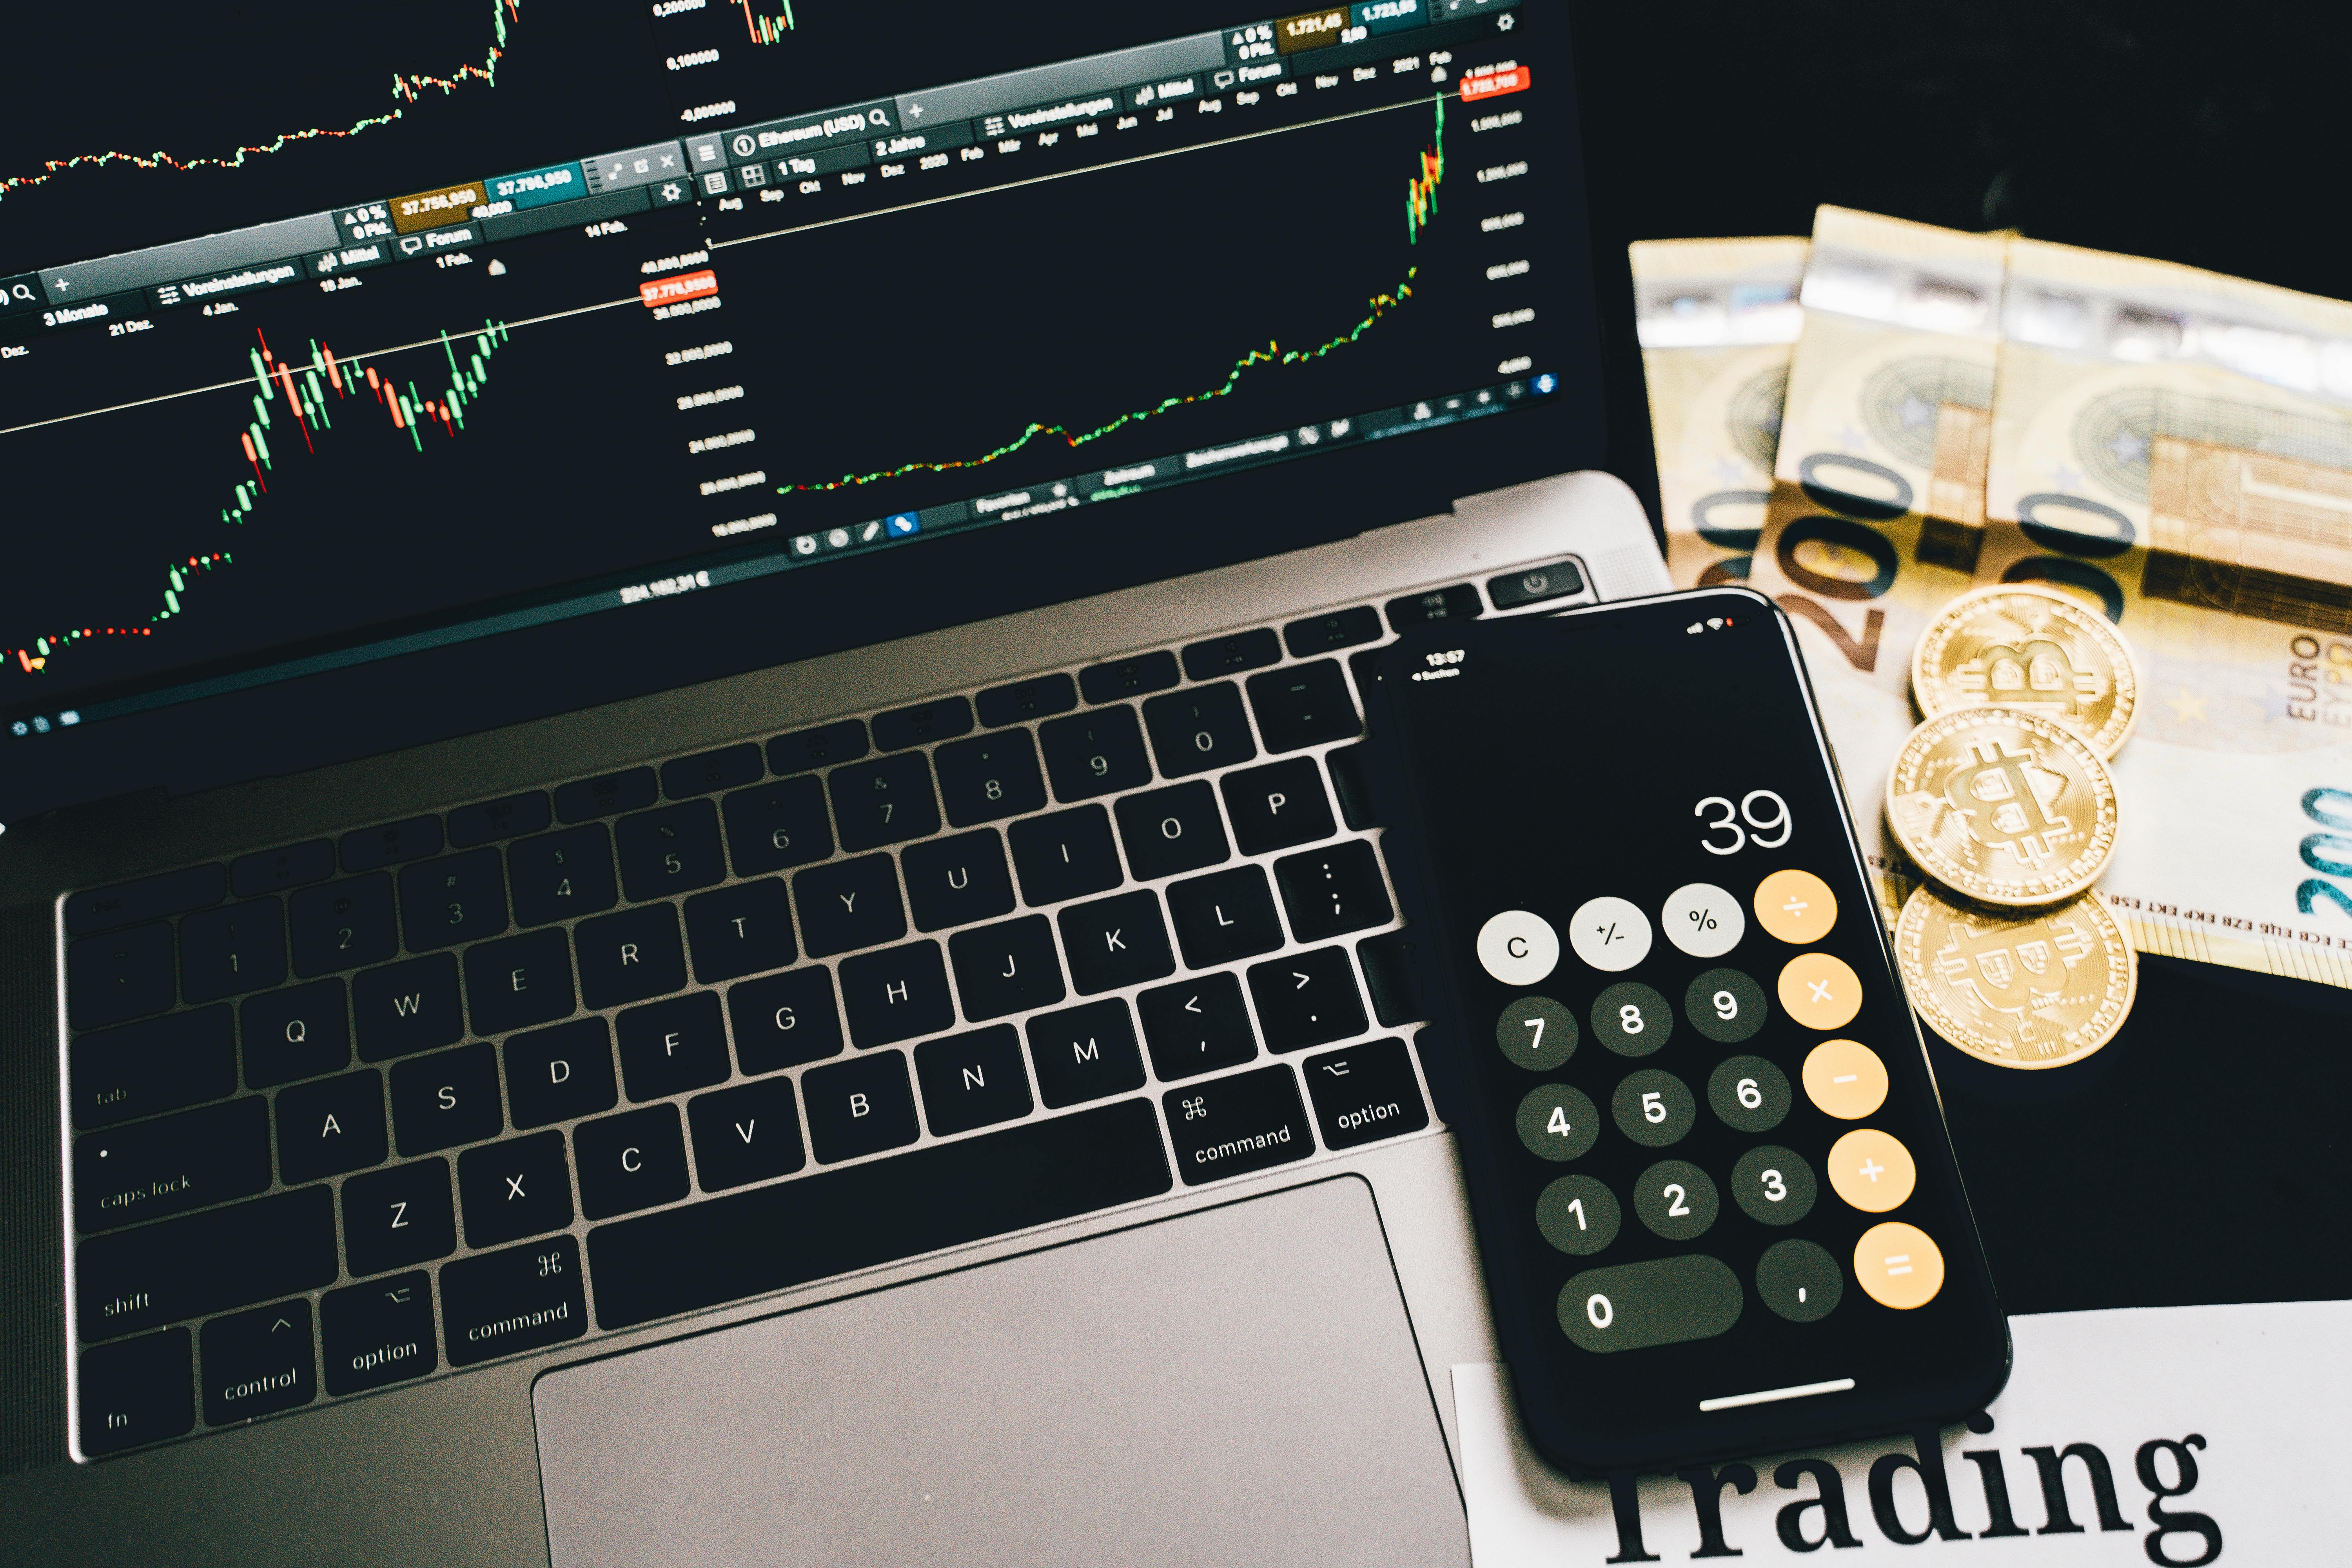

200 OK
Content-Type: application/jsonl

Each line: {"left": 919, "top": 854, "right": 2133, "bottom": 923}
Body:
{"left": 1778, "top": 951, "right": 1861, "bottom": 1030}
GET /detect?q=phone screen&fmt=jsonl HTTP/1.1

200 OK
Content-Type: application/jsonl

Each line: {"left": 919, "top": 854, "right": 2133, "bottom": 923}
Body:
{"left": 1375, "top": 588, "right": 2007, "bottom": 1471}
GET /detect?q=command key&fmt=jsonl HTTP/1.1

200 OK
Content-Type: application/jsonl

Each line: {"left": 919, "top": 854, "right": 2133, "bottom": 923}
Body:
{"left": 1163, "top": 1064, "right": 1314, "bottom": 1186}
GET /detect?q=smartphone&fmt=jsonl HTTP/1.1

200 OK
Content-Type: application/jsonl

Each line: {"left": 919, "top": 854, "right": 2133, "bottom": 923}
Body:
{"left": 1369, "top": 586, "right": 2008, "bottom": 1474}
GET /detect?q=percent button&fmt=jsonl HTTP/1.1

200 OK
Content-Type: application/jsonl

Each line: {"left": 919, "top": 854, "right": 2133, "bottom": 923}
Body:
{"left": 1662, "top": 882, "right": 1744, "bottom": 958}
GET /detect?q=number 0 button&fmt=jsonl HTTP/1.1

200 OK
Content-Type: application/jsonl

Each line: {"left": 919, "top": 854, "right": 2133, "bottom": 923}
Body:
{"left": 1778, "top": 952, "right": 1862, "bottom": 1030}
{"left": 1827, "top": 1128, "right": 1916, "bottom": 1212}
{"left": 1515, "top": 1084, "right": 1599, "bottom": 1162}
{"left": 1610, "top": 1069, "right": 1695, "bottom": 1147}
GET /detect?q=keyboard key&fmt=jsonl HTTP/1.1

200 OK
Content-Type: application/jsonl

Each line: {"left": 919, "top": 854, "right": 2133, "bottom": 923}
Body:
{"left": 177, "top": 898, "right": 287, "bottom": 1002}
{"left": 828, "top": 752, "right": 941, "bottom": 851}
{"left": 1246, "top": 661, "right": 1361, "bottom": 753}
{"left": 840, "top": 941, "right": 955, "bottom": 1047}
{"left": 1283, "top": 605, "right": 1381, "bottom": 657}
{"left": 458, "top": 1131, "right": 574, "bottom": 1248}
{"left": 200, "top": 1299, "right": 316, "bottom": 1426}
{"left": 575, "top": 1105, "right": 691, "bottom": 1220}
{"left": 1220, "top": 758, "right": 1336, "bottom": 855}
{"left": 1303, "top": 1037, "right": 1430, "bottom": 1150}
{"left": 947, "top": 915, "right": 1066, "bottom": 1021}
{"left": 340, "top": 816, "right": 443, "bottom": 874}
{"left": 688, "top": 1078, "right": 806, "bottom": 1191}
{"left": 1058, "top": 890, "right": 1174, "bottom": 995}
{"left": 1114, "top": 782, "right": 1230, "bottom": 881}
{"left": 390, "top": 1044, "right": 503, "bottom": 1156}
{"left": 554, "top": 766, "right": 657, "bottom": 823}
{"left": 1356, "top": 931, "right": 1426, "bottom": 1027}
{"left": 503, "top": 1018, "right": 618, "bottom": 1129}
{"left": 441, "top": 1236, "right": 588, "bottom": 1367}
{"left": 1141, "top": 684, "right": 1257, "bottom": 779}
{"left": 79, "top": 1329, "right": 192, "bottom": 1454}
{"left": 290, "top": 873, "right": 397, "bottom": 977}
{"left": 462, "top": 926, "right": 577, "bottom": 1035}
{"left": 1181, "top": 627, "right": 1281, "bottom": 681}
{"left": 340, "top": 1158, "right": 456, "bottom": 1277}
{"left": 766, "top": 719, "right": 868, "bottom": 775}
{"left": 794, "top": 853, "right": 907, "bottom": 957}
{"left": 1007, "top": 806, "right": 1123, "bottom": 907}
{"left": 727, "top": 966, "right": 844, "bottom": 1074}
{"left": 574, "top": 904, "right": 689, "bottom": 1009}
{"left": 1274, "top": 840, "right": 1393, "bottom": 940}
{"left": 662, "top": 742, "right": 762, "bottom": 800}
{"left": 616, "top": 801, "right": 727, "bottom": 901}
{"left": 446, "top": 791, "right": 551, "bottom": 848}
{"left": 617, "top": 992, "right": 731, "bottom": 1100}
{"left": 872, "top": 696, "right": 973, "bottom": 750}
{"left": 397, "top": 849, "right": 510, "bottom": 951}
{"left": 915, "top": 1025, "right": 1033, "bottom": 1136}
{"left": 976, "top": 673, "right": 1076, "bottom": 726}
{"left": 1163, "top": 1064, "right": 1314, "bottom": 1185}
{"left": 67, "top": 921, "right": 175, "bottom": 1028}
{"left": 319, "top": 1271, "right": 437, "bottom": 1395}
{"left": 903, "top": 829, "right": 1016, "bottom": 931}
{"left": 1166, "top": 866, "right": 1284, "bottom": 968}
{"left": 684, "top": 878, "right": 796, "bottom": 983}
{"left": 1025, "top": 1000, "right": 1147, "bottom": 1108}
{"left": 1138, "top": 973, "right": 1259, "bottom": 1081}
{"left": 66, "top": 864, "right": 226, "bottom": 935}
{"left": 352, "top": 953, "right": 463, "bottom": 1061}
{"left": 1038, "top": 706, "right": 1151, "bottom": 801}
{"left": 1080, "top": 650, "right": 1180, "bottom": 704}
{"left": 71, "top": 1005, "right": 234, "bottom": 1128}
{"left": 275, "top": 1069, "right": 387, "bottom": 1183}
{"left": 1325, "top": 745, "right": 1378, "bottom": 829}
{"left": 720, "top": 775, "right": 833, "bottom": 875}
{"left": 1487, "top": 557, "right": 1586, "bottom": 609}
{"left": 802, "top": 1051, "right": 920, "bottom": 1163}
{"left": 241, "top": 980, "right": 349, "bottom": 1089}
{"left": 77, "top": 1187, "right": 337, "bottom": 1341}
{"left": 231, "top": 841, "right": 335, "bottom": 899}
{"left": 74, "top": 1097, "right": 270, "bottom": 1233}
{"left": 508, "top": 824, "right": 619, "bottom": 927}
{"left": 1385, "top": 583, "right": 1483, "bottom": 629}
{"left": 1247, "top": 947, "right": 1368, "bottom": 1053}
{"left": 586, "top": 1099, "right": 1171, "bottom": 1330}
{"left": 933, "top": 730, "right": 1047, "bottom": 826}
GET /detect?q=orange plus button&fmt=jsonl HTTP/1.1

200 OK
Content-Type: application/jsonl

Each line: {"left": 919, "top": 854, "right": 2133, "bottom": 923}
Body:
{"left": 1753, "top": 869, "right": 1837, "bottom": 944}
{"left": 1854, "top": 1221, "right": 1945, "bottom": 1309}
{"left": 1803, "top": 1039, "right": 1888, "bottom": 1119}
{"left": 1826, "top": 1128, "right": 1916, "bottom": 1212}
{"left": 1778, "top": 951, "right": 1861, "bottom": 1030}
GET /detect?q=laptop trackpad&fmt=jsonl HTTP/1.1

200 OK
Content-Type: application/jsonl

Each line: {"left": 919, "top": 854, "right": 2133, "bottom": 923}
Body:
{"left": 534, "top": 1175, "right": 1467, "bottom": 1567}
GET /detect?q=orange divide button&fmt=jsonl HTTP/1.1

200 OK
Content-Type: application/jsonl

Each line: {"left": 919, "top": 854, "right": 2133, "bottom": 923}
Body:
{"left": 1753, "top": 869, "right": 1837, "bottom": 944}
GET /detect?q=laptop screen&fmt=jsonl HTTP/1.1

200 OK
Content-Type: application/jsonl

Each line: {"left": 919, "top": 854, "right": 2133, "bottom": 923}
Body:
{"left": 0, "top": 0, "right": 1610, "bottom": 822}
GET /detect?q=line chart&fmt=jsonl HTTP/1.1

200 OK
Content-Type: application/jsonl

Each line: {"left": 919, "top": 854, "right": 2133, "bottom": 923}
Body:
{"left": 777, "top": 94, "right": 1447, "bottom": 500}
{"left": 5, "top": 321, "right": 509, "bottom": 675}
{"left": 0, "top": 0, "right": 521, "bottom": 203}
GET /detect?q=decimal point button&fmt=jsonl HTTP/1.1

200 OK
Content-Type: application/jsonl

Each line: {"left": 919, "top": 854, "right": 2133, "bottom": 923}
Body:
{"left": 1478, "top": 910, "right": 1559, "bottom": 985}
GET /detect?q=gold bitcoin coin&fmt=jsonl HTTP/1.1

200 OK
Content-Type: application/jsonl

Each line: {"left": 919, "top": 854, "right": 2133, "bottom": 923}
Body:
{"left": 1884, "top": 707, "right": 2120, "bottom": 907}
{"left": 1911, "top": 585, "right": 2141, "bottom": 756}
{"left": 1895, "top": 883, "right": 2136, "bottom": 1069}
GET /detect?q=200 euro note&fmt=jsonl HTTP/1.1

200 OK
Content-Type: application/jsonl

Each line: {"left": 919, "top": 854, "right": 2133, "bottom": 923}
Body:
{"left": 1628, "top": 236, "right": 1806, "bottom": 588}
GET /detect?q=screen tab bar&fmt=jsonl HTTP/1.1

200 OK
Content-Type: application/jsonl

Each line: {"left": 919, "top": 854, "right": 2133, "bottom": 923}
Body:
{"left": 894, "top": 32, "right": 1227, "bottom": 128}
{"left": 38, "top": 212, "right": 340, "bottom": 305}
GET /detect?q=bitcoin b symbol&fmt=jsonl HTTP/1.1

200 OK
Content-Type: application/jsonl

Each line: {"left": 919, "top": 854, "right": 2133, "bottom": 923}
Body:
{"left": 1943, "top": 739, "right": 2071, "bottom": 866}
{"left": 1960, "top": 637, "right": 2100, "bottom": 719}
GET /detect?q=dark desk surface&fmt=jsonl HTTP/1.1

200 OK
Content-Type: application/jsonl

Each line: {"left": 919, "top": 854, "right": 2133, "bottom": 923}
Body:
{"left": 1574, "top": 0, "right": 2352, "bottom": 1312}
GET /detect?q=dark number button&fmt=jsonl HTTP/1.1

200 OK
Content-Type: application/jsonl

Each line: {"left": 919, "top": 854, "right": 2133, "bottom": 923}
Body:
{"left": 1142, "top": 682, "right": 1258, "bottom": 778}
{"left": 1514, "top": 1083, "right": 1599, "bottom": 1161}
{"left": 1591, "top": 981, "right": 1673, "bottom": 1057}
{"left": 615, "top": 801, "right": 728, "bottom": 900}
{"left": 1756, "top": 1238, "right": 1845, "bottom": 1323}
{"left": 1685, "top": 967, "right": 1768, "bottom": 1042}
{"left": 397, "top": 850, "right": 509, "bottom": 951}
{"left": 1731, "top": 1145, "right": 1818, "bottom": 1226}
{"left": 1632, "top": 1158, "right": 1719, "bottom": 1241}
{"left": 319, "top": 1272, "right": 437, "bottom": 1396}
{"left": 290, "top": 875, "right": 398, "bottom": 977}
{"left": 178, "top": 898, "right": 287, "bottom": 1002}
{"left": 1558, "top": 1255, "right": 1744, "bottom": 1353}
{"left": 828, "top": 753, "right": 942, "bottom": 852}
{"left": 1536, "top": 1174, "right": 1621, "bottom": 1256}
{"left": 720, "top": 776, "right": 834, "bottom": 875}
{"left": 1611, "top": 1068, "right": 1695, "bottom": 1147}
{"left": 1496, "top": 995, "right": 1577, "bottom": 1071}
{"left": 933, "top": 731, "right": 1047, "bottom": 826}
{"left": 1038, "top": 706, "right": 1151, "bottom": 802}
{"left": 507, "top": 824, "right": 620, "bottom": 927}
{"left": 1707, "top": 1054, "right": 1792, "bottom": 1133}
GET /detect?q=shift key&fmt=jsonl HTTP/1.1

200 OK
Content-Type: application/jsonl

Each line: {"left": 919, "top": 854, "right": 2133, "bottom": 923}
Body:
{"left": 1163, "top": 1064, "right": 1314, "bottom": 1185}
{"left": 76, "top": 1188, "right": 338, "bottom": 1341}
{"left": 74, "top": 1097, "right": 271, "bottom": 1233}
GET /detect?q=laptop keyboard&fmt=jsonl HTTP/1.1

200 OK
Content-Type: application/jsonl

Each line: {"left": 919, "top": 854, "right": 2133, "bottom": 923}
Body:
{"left": 60, "top": 557, "right": 1593, "bottom": 1455}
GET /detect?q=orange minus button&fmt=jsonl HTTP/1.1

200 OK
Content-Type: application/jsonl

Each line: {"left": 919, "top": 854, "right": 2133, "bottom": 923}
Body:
{"left": 641, "top": 269, "right": 718, "bottom": 308}
{"left": 1461, "top": 64, "right": 1532, "bottom": 101}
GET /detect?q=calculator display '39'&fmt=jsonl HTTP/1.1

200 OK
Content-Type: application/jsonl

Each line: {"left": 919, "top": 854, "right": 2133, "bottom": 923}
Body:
{"left": 1370, "top": 588, "right": 2007, "bottom": 1474}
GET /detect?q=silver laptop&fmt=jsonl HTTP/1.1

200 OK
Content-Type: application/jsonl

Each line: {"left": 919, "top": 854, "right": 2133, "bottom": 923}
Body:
{"left": 0, "top": 2, "right": 1664, "bottom": 1560}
